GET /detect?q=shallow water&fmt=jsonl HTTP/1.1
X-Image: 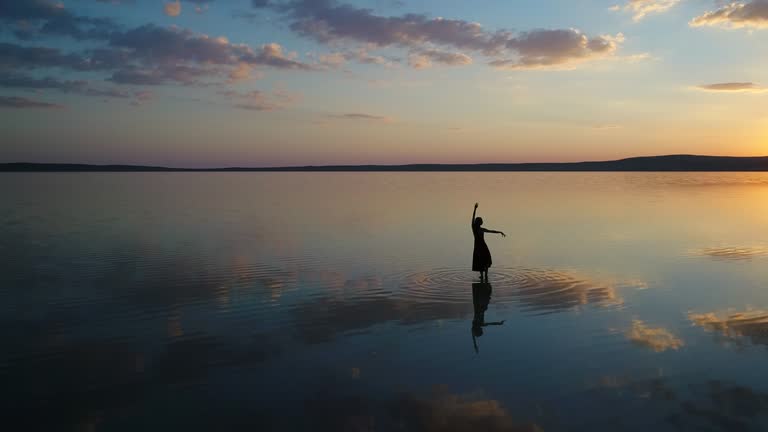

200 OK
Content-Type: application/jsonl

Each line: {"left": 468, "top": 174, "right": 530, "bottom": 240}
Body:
{"left": 3, "top": 172, "right": 768, "bottom": 431}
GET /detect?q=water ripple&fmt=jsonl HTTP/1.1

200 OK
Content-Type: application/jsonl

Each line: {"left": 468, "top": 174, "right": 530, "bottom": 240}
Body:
{"left": 690, "top": 246, "right": 768, "bottom": 262}
{"left": 392, "top": 267, "right": 626, "bottom": 314}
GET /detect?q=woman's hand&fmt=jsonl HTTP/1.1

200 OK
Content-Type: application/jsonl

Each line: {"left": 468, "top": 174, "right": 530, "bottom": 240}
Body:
{"left": 501, "top": 232, "right": 506, "bottom": 237}
{"left": 474, "top": 203, "right": 479, "bottom": 209}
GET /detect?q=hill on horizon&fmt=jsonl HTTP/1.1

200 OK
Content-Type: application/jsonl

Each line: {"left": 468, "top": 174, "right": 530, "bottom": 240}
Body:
{"left": 3, "top": 155, "right": 768, "bottom": 172}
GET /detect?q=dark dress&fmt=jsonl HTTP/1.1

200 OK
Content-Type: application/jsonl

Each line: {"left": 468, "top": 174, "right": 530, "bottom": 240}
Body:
{"left": 472, "top": 224, "right": 492, "bottom": 272}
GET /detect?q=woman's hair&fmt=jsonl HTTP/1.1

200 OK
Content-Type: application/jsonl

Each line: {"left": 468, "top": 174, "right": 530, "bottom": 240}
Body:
{"left": 474, "top": 217, "right": 483, "bottom": 227}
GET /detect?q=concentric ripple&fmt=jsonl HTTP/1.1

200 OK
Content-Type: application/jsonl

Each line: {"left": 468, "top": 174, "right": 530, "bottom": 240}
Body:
{"left": 393, "top": 267, "right": 523, "bottom": 304}
{"left": 394, "top": 267, "right": 625, "bottom": 313}
{"left": 510, "top": 268, "right": 624, "bottom": 313}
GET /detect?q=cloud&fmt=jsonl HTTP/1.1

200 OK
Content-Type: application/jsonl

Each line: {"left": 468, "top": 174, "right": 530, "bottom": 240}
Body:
{"left": 626, "top": 319, "right": 684, "bottom": 352}
{"left": 348, "top": 48, "right": 393, "bottom": 65}
{"left": 109, "top": 25, "right": 239, "bottom": 65}
{"left": 329, "top": 112, "right": 393, "bottom": 121}
{"left": 408, "top": 54, "right": 431, "bottom": 70}
{"left": 0, "top": 71, "right": 154, "bottom": 105}
{"left": 689, "top": 309, "right": 768, "bottom": 347}
{"left": 80, "top": 86, "right": 137, "bottom": 99}
{"left": 0, "top": 24, "right": 315, "bottom": 88}
{"left": 0, "top": 72, "right": 140, "bottom": 98}
{"left": 491, "top": 30, "right": 624, "bottom": 70}
{"left": 108, "top": 68, "right": 166, "bottom": 85}
{"left": 0, "top": 95, "right": 62, "bottom": 109}
{"left": 164, "top": 1, "right": 182, "bottom": 17}
{"left": 0, "top": 0, "right": 116, "bottom": 40}
{"left": 244, "top": 42, "right": 312, "bottom": 69}
{"left": 103, "top": 25, "right": 312, "bottom": 84}
{"left": 318, "top": 51, "right": 347, "bottom": 67}
{"left": 408, "top": 49, "right": 472, "bottom": 69}
{"left": 227, "top": 62, "right": 257, "bottom": 83}
{"left": 0, "top": 73, "right": 86, "bottom": 91}
{"left": 0, "top": 42, "right": 92, "bottom": 71}
{"left": 109, "top": 65, "right": 211, "bottom": 85}
{"left": 690, "top": 1, "right": 768, "bottom": 29}
{"left": 222, "top": 88, "right": 300, "bottom": 111}
{"left": 316, "top": 48, "right": 398, "bottom": 68}
{"left": 694, "top": 82, "right": 767, "bottom": 93}
{"left": 130, "top": 90, "right": 153, "bottom": 106}
{"left": 611, "top": 0, "right": 681, "bottom": 21}
{"left": 272, "top": 1, "right": 503, "bottom": 52}
{"left": 254, "top": 0, "right": 627, "bottom": 70}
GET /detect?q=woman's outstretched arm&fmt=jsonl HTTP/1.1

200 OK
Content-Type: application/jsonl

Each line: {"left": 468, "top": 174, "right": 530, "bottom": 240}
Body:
{"left": 471, "top": 203, "right": 478, "bottom": 229}
{"left": 483, "top": 229, "right": 506, "bottom": 237}
{"left": 482, "top": 320, "right": 505, "bottom": 326}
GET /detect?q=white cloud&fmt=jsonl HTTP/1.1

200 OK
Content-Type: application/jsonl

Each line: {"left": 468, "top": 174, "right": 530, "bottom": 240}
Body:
{"left": 690, "top": 1, "right": 768, "bottom": 29}
{"left": 222, "top": 88, "right": 300, "bottom": 111}
{"left": 694, "top": 82, "right": 767, "bottom": 93}
{"left": 408, "top": 49, "right": 472, "bottom": 69}
{"left": 254, "top": 1, "right": 635, "bottom": 71}
{"left": 490, "top": 31, "right": 625, "bottom": 70}
{"left": 227, "top": 62, "right": 261, "bottom": 83}
{"left": 611, "top": 0, "right": 681, "bottom": 22}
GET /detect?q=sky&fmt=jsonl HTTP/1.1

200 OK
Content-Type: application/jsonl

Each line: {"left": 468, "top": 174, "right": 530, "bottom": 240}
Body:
{"left": 1, "top": 0, "right": 768, "bottom": 167}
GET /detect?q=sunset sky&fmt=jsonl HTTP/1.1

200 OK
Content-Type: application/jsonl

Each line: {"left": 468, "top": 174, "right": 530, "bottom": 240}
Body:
{"left": 1, "top": 0, "right": 768, "bottom": 167}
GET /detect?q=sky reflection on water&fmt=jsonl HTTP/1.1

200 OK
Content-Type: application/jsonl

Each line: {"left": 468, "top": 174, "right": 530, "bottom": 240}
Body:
{"left": 3, "top": 172, "right": 768, "bottom": 431}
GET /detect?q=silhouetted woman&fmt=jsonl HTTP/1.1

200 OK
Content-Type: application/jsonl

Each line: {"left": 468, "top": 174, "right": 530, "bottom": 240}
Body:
{"left": 472, "top": 203, "right": 505, "bottom": 282}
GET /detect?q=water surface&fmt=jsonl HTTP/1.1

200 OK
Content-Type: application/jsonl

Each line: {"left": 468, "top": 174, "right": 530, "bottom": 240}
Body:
{"left": 3, "top": 172, "right": 768, "bottom": 431}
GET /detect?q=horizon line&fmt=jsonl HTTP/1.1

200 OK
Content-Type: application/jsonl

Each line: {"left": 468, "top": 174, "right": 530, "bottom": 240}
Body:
{"left": 4, "top": 154, "right": 768, "bottom": 171}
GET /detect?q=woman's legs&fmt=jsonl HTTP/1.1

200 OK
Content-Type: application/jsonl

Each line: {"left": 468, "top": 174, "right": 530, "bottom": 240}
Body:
{"left": 482, "top": 269, "right": 488, "bottom": 282}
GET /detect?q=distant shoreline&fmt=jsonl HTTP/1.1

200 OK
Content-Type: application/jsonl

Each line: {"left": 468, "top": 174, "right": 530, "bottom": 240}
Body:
{"left": 3, "top": 155, "right": 768, "bottom": 172}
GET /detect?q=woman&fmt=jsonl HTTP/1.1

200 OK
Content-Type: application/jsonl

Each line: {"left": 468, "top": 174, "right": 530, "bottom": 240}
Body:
{"left": 472, "top": 203, "right": 505, "bottom": 282}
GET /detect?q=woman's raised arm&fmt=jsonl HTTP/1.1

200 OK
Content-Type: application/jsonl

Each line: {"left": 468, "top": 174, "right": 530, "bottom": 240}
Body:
{"left": 471, "top": 203, "right": 478, "bottom": 229}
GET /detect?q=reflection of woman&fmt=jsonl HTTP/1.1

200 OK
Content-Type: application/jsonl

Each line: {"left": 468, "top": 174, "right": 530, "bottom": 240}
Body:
{"left": 472, "top": 203, "right": 506, "bottom": 282}
{"left": 472, "top": 282, "right": 505, "bottom": 354}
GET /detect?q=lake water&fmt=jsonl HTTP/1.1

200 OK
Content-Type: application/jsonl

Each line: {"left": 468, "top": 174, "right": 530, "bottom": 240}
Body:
{"left": 3, "top": 172, "right": 768, "bottom": 431}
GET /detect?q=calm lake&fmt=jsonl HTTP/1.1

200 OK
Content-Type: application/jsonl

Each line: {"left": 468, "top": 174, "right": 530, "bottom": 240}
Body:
{"left": 3, "top": 172, "right": 768, "bottom": 431}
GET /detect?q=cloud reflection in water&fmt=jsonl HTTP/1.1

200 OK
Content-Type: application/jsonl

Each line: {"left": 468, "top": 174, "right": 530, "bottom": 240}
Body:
{"left": 689, "top": 309, "right": 768, "bottom": 348}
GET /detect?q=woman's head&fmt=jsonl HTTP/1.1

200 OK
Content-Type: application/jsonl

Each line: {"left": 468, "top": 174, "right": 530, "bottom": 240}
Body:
{"left": 474, "top": 217, "right": 483, "bottom": 227}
